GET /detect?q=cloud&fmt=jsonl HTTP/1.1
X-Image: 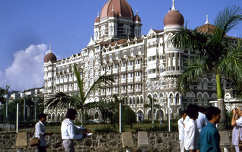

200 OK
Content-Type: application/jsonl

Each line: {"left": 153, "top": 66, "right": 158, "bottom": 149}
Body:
{"left": 1, "top": 44, "right": 48, "bottom": 91}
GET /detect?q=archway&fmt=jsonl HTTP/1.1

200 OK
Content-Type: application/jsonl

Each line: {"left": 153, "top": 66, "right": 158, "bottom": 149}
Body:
{"left": 156, "top": 110, "right": 164, "bottom": 120}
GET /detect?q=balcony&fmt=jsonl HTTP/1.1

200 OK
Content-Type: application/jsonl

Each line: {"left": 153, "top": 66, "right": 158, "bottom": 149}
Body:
{"left": 128, "top": 78, "right": 133, "bottom": 83}
{"left": 113, "top": 90, "right": 118, "bottom": 94}
{"left": 113, "top": 69, "right": 118, "bottom": 74}
{"left": 121, "top": 89, "right": 126, "bottom": 94}
{"left": 128, "top": 66, "right": 133, "bottom": 71}
{"left": 135, "top": 77, "right": 141, "bottom": 82}
{"left": 107, "top": 91, "right": 111, "bottom": 96}
{"left": 121, "top": 67, "right": 126, "bottom": 72}
{"left": 107, "top": 70, "right": 111, "bottom": 75}
{"left": 135, "top": 64, "right": 141, "bottom": 69}
{"left": 101, "top": 71, "right": 105, "bottom": 75}
{"left": 121, "top": 79, "right": 126, "bottom": 83}
{"left": 128, "top": 89, "right": 133, "bottom": 93}
{"left": 69, "top": 77, "right": 73, "bottom": 82}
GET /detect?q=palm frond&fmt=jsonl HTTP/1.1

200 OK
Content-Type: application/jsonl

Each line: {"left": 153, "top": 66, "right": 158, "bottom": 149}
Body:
{"left": 45, "top": 92, "right": 72, "bottom": 109}
{"left": 73, "top": 64, "right": 85, "bottom": 103}
{"left": 218, "top": 40, "right": 242, "bottom": 83}
{"left": 214, "top": 6, "right": 242, "bottom": 36}
{"left": 170, "top": 28, "right": 208, "bottom": 54}
{"left": 178, "top": 57, "right": 208, "bottom": 93}
{"left": 83, "top": 75, "right": 114, "bottom": 103}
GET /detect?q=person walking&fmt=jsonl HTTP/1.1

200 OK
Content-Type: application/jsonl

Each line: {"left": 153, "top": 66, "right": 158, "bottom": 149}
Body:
{"left": 61, "top": 108, "right": 89, "bottom": 152}
{"left": 184, "top": 104, "right": 199, "bottom": 152}
{"left": 34, "top": 113, "right": 52, "bottom": 152}
{"left": 231, "top": 107, "right": 242, "bottom": 152}
{"left": 199, "top": 106, "right": 221, "bottom": 152}
{"left": 178, "top": 110, "right": 187, "bottom": 152}
{"left": 196, "top": 106, "right": 207, "bottom": 133}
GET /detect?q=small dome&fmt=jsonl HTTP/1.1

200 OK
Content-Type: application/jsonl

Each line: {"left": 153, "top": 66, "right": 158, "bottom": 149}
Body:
{"left": 95, "top": 16, "right": 100, "bottom": 23}
{"left": 164, "top": 10, "right": 184, "bottom": 26}
{"left": 134, "top": 14, "right": 141, "bottom": 22}
{"left": 196, "top": 24, "right": 216, "bottom": 34}
{"left": 44, "top": 52, "right": 57, "bottom": 63}
{"left": 100, "top": 0, "right": 134, "bottom": 19}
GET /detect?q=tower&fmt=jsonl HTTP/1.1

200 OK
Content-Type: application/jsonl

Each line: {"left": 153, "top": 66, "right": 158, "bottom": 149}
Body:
{"left": 93, "top": 0, "right": 142, "bottom": 42}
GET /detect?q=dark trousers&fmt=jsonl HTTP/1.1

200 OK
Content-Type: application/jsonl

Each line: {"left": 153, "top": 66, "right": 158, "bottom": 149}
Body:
{"left": 36, "top": 146, "right": 47, "bottom": 152}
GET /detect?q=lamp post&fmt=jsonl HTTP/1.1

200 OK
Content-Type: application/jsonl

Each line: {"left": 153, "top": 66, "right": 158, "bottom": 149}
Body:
{"left": 3, "top": 94, "right": 8, "bottom": 122}
{"left": 32, "top": 97, "right": 38, "bottom": 122}
{"left": 16, "top": 102, "right": 19, "bottom": 133}
{"left": 119, "top": 101, "right": 122, "bottom": 133}
{"left": 20, "top": 93, "right": 26, "bottom": 122}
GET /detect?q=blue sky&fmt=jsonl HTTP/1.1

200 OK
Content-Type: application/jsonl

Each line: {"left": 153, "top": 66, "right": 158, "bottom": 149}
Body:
{"left": 0, "top": 0, "right": 241, "bottom": 90}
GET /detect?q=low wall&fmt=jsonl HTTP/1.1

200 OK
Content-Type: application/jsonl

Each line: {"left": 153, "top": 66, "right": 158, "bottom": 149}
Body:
{"left": 0, "top": 131, "right": 234, "bottom": 152}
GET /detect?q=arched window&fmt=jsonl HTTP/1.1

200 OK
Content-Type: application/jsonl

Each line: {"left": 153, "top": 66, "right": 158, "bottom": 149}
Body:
{"left": 136, "top": 97, "right": 139, "bottom": 104}
{"left": 169, "top": 94, "right": 173, "bottom": 104}
{"left": 175, "top": 94, "right": 179, "bottom": 105}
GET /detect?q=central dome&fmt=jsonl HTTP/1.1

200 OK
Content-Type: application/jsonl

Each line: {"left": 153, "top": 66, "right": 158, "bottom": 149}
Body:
{"left": 100, "top": 0, "right": 134, "bottom": 19}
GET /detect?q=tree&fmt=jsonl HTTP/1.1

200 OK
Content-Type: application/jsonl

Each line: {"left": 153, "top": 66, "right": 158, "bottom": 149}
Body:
{"left": 73, "top": 64, "right": 114, "bottom": 124}
{"left": 0, "top": 87, "right": 5, "bottom": 104}
{"left": 46, "top": 64, "right": 114, "bottom": 124}
{"left": 170, "top": 6, "right": 242, "bottom": 129}
{"left": 45, "top": 92, "right": 74, "bottom": 109}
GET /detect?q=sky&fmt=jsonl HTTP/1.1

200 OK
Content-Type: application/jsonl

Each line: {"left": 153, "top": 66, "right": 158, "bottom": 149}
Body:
{"left": 0, "top": 0, "right": 241, "bottom": 91}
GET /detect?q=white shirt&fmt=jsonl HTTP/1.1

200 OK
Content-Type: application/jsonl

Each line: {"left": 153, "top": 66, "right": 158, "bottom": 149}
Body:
{"left": 236, "top": 116, "right": 242, "bottom": 126}
{"left": 61, "top": 118, "right": 83, "bottom": 140}
{"left": 34, "top": 121, "right": 46, "bottom": 147}
{"left": 184, "top": 116, "right": 199, "bottom": 150}
{"left": 196, "top": 112, "right": 207, "bottom": 132}
{"left": 178, "top": 118, "right": 185, "bottom": 141}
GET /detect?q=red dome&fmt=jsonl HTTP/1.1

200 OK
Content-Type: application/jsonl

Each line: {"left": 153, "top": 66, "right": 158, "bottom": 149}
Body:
{"left": 134, "top": 14, "right": 141, "bottom": 22}
{"left": 164, "top": 10, "right": 184, "bottom": 26}
{"left": 44, "top": 52, "right": 57, "bottom": 63}
{"left": 100, "top": 0, "right": 134, "bottom": 19}
{"left": 95, "top": 16, "right": 100, "bottom": 23}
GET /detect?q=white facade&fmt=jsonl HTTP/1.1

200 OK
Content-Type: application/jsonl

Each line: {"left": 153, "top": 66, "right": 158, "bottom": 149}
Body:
{"left": 43, "top": 0, "right": 218, "bottom": 121}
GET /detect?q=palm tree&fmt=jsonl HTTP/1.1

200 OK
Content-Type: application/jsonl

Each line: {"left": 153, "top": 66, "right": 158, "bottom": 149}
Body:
{"left": 45, "top": 64, "right": 113, "bottom": 124}
{"left": 0, "top": 87, "right": 6, "bottom": 104}
{"left": 73, "top": 64, "right": 114, "bottom": 124}
{"left": 170, "top": 6, "right": 242, "bottom": 129}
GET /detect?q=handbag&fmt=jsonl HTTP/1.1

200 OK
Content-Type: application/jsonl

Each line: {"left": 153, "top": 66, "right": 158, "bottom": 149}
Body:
{"left": 29, "top": 137, "right": 40, "bottom": 147}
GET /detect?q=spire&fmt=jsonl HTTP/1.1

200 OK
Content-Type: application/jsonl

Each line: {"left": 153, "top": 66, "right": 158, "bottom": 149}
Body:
{"left": 171, "top": 0, "right": 176, "bottom": 10}
{"left": 48, "top": 44, "right": 52, "bottom": 53}
{"left": 135, "top": 10, "right": 139, "bottom": 15}
{"left": 205, "top": 14, "right": 209, "bottom": 24}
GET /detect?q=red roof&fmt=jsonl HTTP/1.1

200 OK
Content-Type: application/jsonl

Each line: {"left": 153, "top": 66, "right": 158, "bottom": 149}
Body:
{"left": 164, "top": 10, "right": 184, "bottom": 26}
{"left": 100, "top": 0, "right": 134, "bottom": 19}
{"left": 44, "top": 52, "right": 57, "bottom": 63}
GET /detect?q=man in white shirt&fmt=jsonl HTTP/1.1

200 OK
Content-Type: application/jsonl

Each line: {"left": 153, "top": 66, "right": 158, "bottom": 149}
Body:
{"left": 61, "top": 108, "right": 88, "bottom": 152}
{"left": 34, "top": 113, "right": 52, "bottom": 152}
{"left": 196, "top": 106, "right": 207, "bottom": 133}
{"left": 184, "top": 104, "right": 199, "bottom": 152}
{"left": 178, "top": 110, "right": 187, "bottom": 152}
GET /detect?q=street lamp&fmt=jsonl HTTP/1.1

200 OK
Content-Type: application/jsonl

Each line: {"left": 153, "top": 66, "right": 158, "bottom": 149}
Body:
{"left": 32, "top": 97, "right": 38, "bottom": 122}
{"left": 20, "top": 93, "right": 26, "bottom": 122}
{"left": 3, "top": 94, "right": 8, "bottom": 122}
